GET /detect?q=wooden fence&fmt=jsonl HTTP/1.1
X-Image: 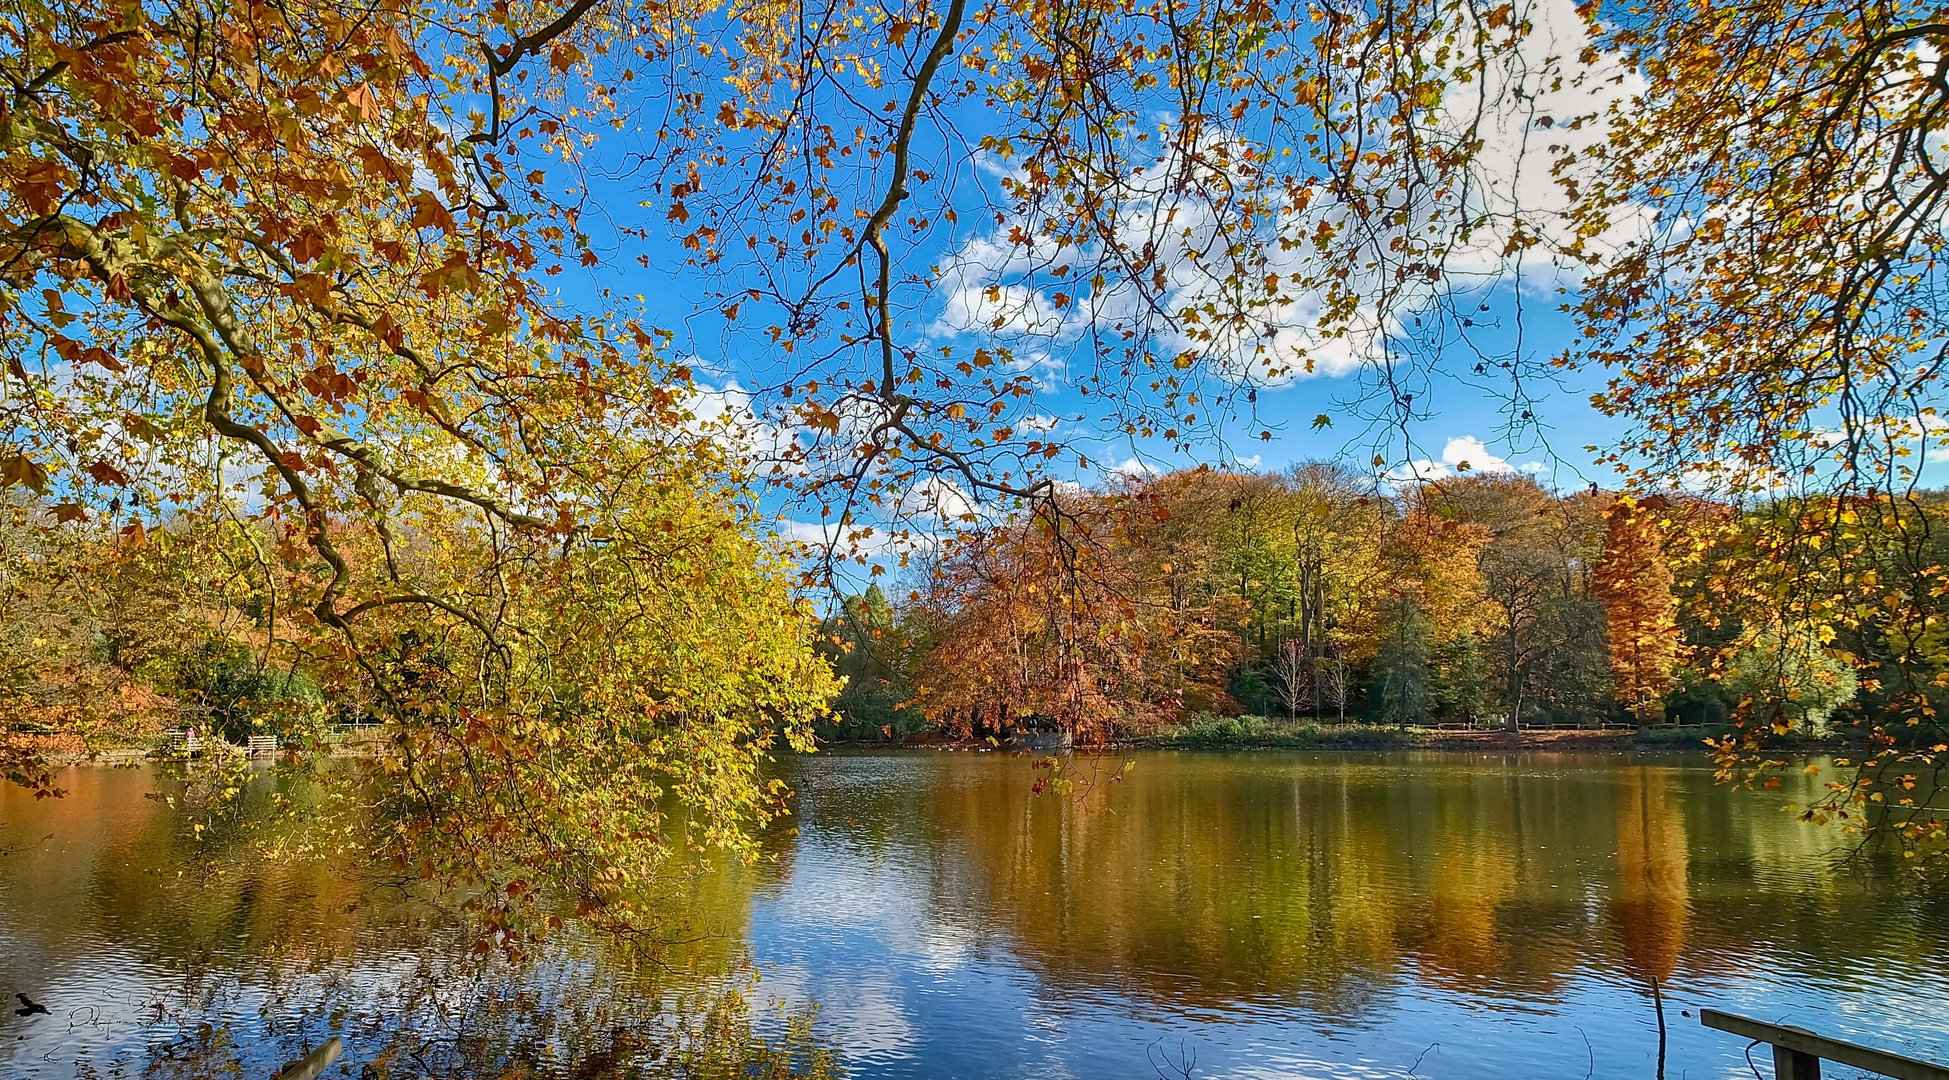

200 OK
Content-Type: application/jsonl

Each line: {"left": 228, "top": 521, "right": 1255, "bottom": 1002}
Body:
{"left": 158, "top": 730, "right": 279, "bottom": 758}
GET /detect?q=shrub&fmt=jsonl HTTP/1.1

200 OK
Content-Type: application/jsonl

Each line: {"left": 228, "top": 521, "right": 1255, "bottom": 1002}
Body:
{"left": 174, "top": 637, "right": 323, "bottom": 742}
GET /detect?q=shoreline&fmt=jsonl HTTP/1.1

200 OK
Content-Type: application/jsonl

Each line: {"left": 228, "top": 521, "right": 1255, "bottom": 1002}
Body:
{"left": 23, "top": 725, "right": 1851, "bottom": 770}
{"left": 819, "top": 724, "right": 1871, "bottom": 754}
{"left": 13, "top": 728, "right": 391, "bottom": 771}
{"left": 823, "top": 728, "right": 1719, "bottom": 752}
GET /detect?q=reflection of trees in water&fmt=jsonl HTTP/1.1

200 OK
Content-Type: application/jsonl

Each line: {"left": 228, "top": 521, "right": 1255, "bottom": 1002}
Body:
{"left": 10, "top": 755, "right": 1948, "bottom": 1072}
{"left": 855, "top": 753, "right": 1945, "bottom": 1020}
{"left": 0, "top": 766, "right": 833, "bottom": 1078}
{"left": 126, "top": 950, "right": 837, "bottom": 1080}
{"left": 916, "top": 756, "right": 1407, "bottom": 1019}
{"left": 1611, "top": 767, "right": 1689, "bottom": 987}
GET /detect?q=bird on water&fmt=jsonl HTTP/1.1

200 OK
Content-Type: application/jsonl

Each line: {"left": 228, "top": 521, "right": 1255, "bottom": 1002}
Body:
{"left": 15, "top": 993, "right": 49, "bottom": 1017}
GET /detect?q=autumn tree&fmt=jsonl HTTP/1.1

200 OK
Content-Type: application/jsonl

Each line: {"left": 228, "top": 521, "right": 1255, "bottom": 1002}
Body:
{"left": 0, "top": 501, "right": 206, "bottom": 786}
{"left": 1382, "top": 505, "right": 1490, "bottom": 646}
{"left": 5, "top": 0, "right": 1946, "bottom": 875}
{"left": 1117, "top": 470, "right": 1257, "bottom": 712}
{"left": 1566, "top": 0, "right": 1949, "bottom": 838}
{"left": 914, "top": 508, "right": 1149, "bottom": 743}
{"left": 1270, "top": 638, "right": 1313, "bottom": 718}
{"left": 0, "top": 0, "right": 857, "bottom": 948}
{"left": 1417, "top": 475, "right": 1612, "bottom": 729}
{"left": 1592, "top": 501, "right": 1680, "bottom": 724}
{"left": 1316, "top": 650, "right": 1353, "bottom": 722}
{"left": 1478, "top": 544, "right": 1560, "bottom": 731}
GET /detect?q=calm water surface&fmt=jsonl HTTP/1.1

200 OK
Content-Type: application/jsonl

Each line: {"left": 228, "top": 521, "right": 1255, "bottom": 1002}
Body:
{"left": 2, "top": 750, "right": 1946, "bottom": 1078}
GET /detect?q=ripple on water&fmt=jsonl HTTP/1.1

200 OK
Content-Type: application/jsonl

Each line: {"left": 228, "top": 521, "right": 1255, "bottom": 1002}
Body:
{"left": 5, "top": 752, "right": 1948, "bottom": 1079}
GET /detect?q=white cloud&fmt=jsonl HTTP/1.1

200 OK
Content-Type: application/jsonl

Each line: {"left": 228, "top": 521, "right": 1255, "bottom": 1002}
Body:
{"left": 924, "top": 0, "right": 1651, "bottom": 393}
{"left": 774, "top": 517, "right": 900, "bottom": 559}
{"left": 682, "top": 380, "right": 800, "bottom": 466}
{"left": 1386, "top": 435, "right": 1528, "bottom": 484}
{"left": 1810, "top": 412, "right": 1949, "bottom": 447}
{"left": 1431, "top": 0, "right": 1653, "bottom": 279}
{"left": 1662, "top": 456, "right": 1791, "bottom": 500}
{"left": 891, "top": 475, "right": 975, "bottom": 526}
{"left": 1442, "top": 436, "right": 1517, "bottom": 475}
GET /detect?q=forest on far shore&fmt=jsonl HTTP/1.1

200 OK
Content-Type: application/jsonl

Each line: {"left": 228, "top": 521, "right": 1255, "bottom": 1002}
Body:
{"left": 5, "top": 461, "right": 1934, "bottom": 766}
{"left": 817, "top": 466, "right": 1929, "bottom": 746}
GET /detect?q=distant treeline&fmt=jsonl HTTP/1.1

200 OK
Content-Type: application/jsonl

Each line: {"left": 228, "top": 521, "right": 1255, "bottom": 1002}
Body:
{"left": 6, "top": 467, "right": 1940, "bottom": 760}
{"left": 817, "top": 466, "right": 1946, "bottom": 745}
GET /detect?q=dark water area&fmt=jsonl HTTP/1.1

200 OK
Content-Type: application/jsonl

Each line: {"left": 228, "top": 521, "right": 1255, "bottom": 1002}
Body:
{"left": 2, "top": 750, "right": 1946, "bottom": 1078}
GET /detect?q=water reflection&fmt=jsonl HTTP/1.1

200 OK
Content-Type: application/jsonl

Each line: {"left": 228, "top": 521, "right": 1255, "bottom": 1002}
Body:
{"left": 0, "top": 763, "right": 822, "bottom": 1079}
{"left": 1610, "top": 768, "right": 1688, "bottom": 988}
{"left": 757, "top": 751, "right": 1949, "bottom": 1078}
{"left": 874, "top": 757, "right": 1732, "bottom": 1008}
{"left": 4, "top": 752, "right": 1947, "bottom": 1079}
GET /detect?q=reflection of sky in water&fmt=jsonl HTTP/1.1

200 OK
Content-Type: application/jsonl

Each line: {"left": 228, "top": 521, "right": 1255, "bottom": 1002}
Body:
{"left": 0, "top": 883, "right": 446, "bottom": 1075}
{"left": 3, "top": 752, "right": 1947, "bottom": 1079}
{"left": 737, "top": 752, "right": 1949, "bottom": 1080}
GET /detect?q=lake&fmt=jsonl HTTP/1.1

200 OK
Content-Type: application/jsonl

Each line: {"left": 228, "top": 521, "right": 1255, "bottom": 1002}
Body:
{"left": 2, "top": 750, "right": 1945, "bottom": 1078}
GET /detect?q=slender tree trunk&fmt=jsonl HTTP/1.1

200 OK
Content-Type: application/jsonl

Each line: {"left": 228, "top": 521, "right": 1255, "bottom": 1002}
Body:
{"left": 1506, "top": 625, "right": 1523, "bottom": 734}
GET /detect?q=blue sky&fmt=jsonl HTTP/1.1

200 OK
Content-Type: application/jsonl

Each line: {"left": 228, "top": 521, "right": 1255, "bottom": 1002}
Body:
{"left": 530, "top": 0, "right": 1650, "bottom": 532}
{"left": 16, "top": 0, "right": 1949, "bottom": 555}
{"left": 493, "top": 0, "right": 1949, "bottom": 557}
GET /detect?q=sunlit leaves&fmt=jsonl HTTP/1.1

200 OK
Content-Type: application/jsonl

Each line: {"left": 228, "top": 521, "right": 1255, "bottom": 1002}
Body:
{"left": 1591, "top": 499, "right": 1680, "bottom": 723}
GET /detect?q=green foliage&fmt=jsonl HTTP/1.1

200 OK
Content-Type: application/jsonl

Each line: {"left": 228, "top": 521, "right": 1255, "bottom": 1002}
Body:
{"left": 1228, "top": 663, "right": 1280, "bottom": 717}
{"left": 1148, "top": 713, "right": 1417, "bottom": 749}
{"left": 1432, "top": 634, "right": 1497, "bottom": 726}
{"left": 817, "top": 585, "right": 928, "bottom": 740}
{"left": 1725, "top": 625, "right": 1860, "bottom": 736}
{"left": 1376, "top": 599, "right": 1434, "bottom": 727}
{"left": 1526, "top": 596, "right": 1616, "bottom": 724}
{"left": 174, "top": 636, "right": 323, "bottom": 742}
{"left": 1666, "top": 665, "right": 1734, "bottom": 728}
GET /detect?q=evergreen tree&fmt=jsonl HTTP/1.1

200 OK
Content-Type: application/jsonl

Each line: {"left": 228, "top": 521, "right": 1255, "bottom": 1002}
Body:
{"left": 1434, "top": 635, "right": 1497, "bottom": 727}
{"left": 1531, "top": 595, "right": 1615, "bottom": 722}
{"left": 1377, "top": 598, "right": 1434, "bottom": 728}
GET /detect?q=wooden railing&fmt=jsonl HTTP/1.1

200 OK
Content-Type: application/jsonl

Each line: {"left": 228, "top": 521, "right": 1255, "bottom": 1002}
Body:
{"left": 1702, "top": 1009, "right": 1949, "bottom": 1080}
{"left": 160, "top": 730, "right": 282, "bottom": 758}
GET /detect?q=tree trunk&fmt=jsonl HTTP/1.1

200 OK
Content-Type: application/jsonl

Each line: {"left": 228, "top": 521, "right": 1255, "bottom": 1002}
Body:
{"left": 1506, "top": 627, "right": 1523, "bottom": 733}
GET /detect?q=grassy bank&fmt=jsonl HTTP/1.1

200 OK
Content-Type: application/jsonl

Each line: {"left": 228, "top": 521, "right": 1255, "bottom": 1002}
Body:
{"left": 817, "top": 716, "right": 1739, "bottom": 752}
{"left": 1131, "top": 714, "right": 1422, "bottom": 749}
{"left": 1118, "top": 713, "right": 1734, "bottom": 751}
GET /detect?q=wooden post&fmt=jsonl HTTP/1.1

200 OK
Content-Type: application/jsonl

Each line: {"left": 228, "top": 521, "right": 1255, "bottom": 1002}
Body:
{"left": 1775, "top": 1045, "right": 1822, "bottom": 1080}
{"left": 1650, "top": 977, "right": 1668, "bottom": 1080}
{"left": 273, "top": 1036, "right": 342, "bottom": 1080}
